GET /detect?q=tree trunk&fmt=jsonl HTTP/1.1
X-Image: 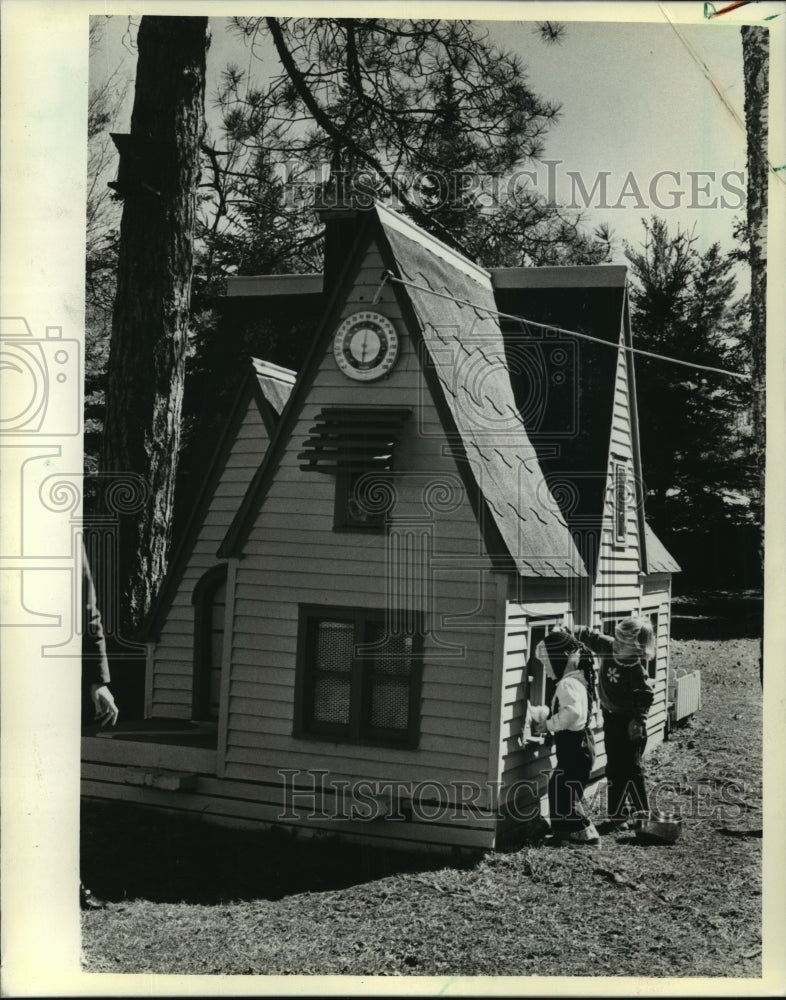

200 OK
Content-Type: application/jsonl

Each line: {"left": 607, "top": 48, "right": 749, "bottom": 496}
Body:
{"left": 741, "top": 25, "right": 768, "bottom": 685}
{"left": 101, "top": 16, "right": 209, "bottom": 637}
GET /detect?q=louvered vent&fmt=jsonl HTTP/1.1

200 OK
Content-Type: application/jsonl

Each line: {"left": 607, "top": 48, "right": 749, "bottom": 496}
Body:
{"left": 298, "top": 407, "right": 411, "bottom": 473}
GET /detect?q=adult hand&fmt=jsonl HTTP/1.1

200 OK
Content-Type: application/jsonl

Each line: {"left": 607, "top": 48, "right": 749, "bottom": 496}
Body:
{"left": 91, "top": 684, "right": 119, "bottom": 727}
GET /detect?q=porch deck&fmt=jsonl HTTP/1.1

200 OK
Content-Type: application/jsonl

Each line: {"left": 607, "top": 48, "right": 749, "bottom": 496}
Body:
{"left": 82, "top": 718, "right": 218, "bottom": 774}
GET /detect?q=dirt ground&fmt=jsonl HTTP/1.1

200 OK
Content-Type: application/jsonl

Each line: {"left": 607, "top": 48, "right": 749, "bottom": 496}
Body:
{"left": 81, "top": 627, "right": 764, "bottom": 980}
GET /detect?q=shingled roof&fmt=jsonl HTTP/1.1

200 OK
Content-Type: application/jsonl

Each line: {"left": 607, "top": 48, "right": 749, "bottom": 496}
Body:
{"left": 251, "top": 358, "right": 297, "bottom": 420}
{"left": 226, "top": 263, "right": 632, "bottom": 568}
{"left": 490, "top": 265, "right": 629, "bottom": 577}
{"left": 376, "top": 205, "right": 585, "bottom": 578}
{"left": 219, "top": 206, "right": 585, "bottom": 577}
{"left": 220, "top": 205, "right": 680, "bottom": 580}
{"left": 644, "top": 521, "right": 681, "bottom": 574}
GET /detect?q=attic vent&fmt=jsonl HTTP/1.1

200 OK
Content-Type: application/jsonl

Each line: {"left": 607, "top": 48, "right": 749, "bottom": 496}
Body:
{"left": 298, "top": 407, "right": 411, "bottom": 473}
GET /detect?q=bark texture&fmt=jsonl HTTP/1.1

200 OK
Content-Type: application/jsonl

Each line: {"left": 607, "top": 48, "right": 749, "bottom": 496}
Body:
{"left": 741, "top": 24, "right": 768, "bottom": 686}
{"left": 741, "top": 25, "right": 768, "bottom": 522}
{"left": 101, "top": 16, "right": 209, "bottom": 635}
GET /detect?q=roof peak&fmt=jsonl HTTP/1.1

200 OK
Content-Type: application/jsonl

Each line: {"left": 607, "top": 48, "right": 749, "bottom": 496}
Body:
{"left": 250, "top": 358, "right": 297, "bottom": 383}
{"left": 374, "top": 203, "right": 491, "bottom": 288}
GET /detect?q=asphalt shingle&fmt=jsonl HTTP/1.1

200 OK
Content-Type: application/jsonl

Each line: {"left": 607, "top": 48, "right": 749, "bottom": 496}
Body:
{"left": 377, "top": 206, "right": 586, "bottom": 579}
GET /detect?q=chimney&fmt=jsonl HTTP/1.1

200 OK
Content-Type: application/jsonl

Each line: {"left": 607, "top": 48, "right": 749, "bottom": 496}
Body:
{"left": 315, "top": 172, "right": 368, "bottom": 293}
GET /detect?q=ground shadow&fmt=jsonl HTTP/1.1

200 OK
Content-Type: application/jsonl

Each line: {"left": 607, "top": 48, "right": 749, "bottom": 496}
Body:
{"left": 670, "top": 590, "right": 762, "bottom": 640}
{"left": 81, "top": 799, "right": 475, "bottom": 905}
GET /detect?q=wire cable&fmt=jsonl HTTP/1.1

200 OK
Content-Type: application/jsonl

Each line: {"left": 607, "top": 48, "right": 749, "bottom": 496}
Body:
{"left": 381, "top": 270, "right": 750, "bottom": 382}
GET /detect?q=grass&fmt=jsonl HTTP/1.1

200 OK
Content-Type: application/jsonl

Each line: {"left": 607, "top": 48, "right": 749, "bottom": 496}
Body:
{"left": 81, "top": 631, "right": 762, "bottom": 978}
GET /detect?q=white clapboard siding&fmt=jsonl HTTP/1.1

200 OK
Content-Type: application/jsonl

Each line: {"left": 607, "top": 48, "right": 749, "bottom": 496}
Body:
{"left": 594, "top": 335, "right": 642, "bottom": 620}
{"left": 222, "top": 238, "right": 500, "bottom": 801}
{"left": 493, "top": 597, "right": 607, "bottom": 823}
{"left": 642, "top": 586, "right": 672, "bottom": 739}
{"left": 81, "top": 763, "right": 496, "bottom": 852}
{"left": 593, "top": 333, "right": 670, "bottom": 734}
{"left": 150, "top": 400, "right": 272, "bottom": 717}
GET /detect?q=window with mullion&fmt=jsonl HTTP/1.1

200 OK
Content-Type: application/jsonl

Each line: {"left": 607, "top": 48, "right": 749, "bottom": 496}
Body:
{"left": 296, "top": 605, "right": 422, "bottom": 747}
{"left": 307, "top": 617, "right": 355, "bottom": 736}
{"left": 360, "top": 619, "right": 416, "bottom": 739}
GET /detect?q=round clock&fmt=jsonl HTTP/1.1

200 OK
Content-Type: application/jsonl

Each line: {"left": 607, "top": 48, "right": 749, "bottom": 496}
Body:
{"left": 333, "top": 311, "right": 399, "bottom": 381}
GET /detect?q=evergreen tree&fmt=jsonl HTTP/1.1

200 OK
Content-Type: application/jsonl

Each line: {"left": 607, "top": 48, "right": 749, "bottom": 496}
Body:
{"left": 198, "top": 17, "right": 612, "bottom": 274}
{"left": 177, "top": 17, "right": 613, "bottom": 524}
{"left": 625, "top": 217, "right": 755, "bottom": 581}
{"left": 101, "top": 16, "right": 209, "bottom": 635}
{"left": 85, "top": 21, "right": 125, "bottom": 493}
{"left": 92, "top": 16, "right": 615, "bottom": 629}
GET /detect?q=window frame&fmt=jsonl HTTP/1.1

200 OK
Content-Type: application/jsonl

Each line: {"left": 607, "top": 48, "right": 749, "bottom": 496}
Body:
{"left": 525, "top": 615, "right": 565, "bottom": 715}
{"left": 600, "top": 610, "right": 635, "bottom": 638}
{"left": 613, "top": 458, "right": 628, "bottom": 546}
{"left": 601, "top": 608, "right": 657, "bottom": 679}
{"left": 645, "top": 610, "right": 660, "bottom": 680}
{"left": 333, "top": 468, "right": 392, "bottom": 534}
{"left": 191, "top": 563, "right": 228, "bottom": 722}
{"left": 293, "top": 603, "right": 424, "bottom": 749}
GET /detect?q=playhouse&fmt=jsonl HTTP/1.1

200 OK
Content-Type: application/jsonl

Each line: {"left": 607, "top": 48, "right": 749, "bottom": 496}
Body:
{"left": 81, "top": 203, "right": 679, "bottom": 852}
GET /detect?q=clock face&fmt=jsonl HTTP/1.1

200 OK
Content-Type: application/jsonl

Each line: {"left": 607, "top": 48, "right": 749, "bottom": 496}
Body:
{"left": 333, "top": 311, "right": 399, "bottom": 381}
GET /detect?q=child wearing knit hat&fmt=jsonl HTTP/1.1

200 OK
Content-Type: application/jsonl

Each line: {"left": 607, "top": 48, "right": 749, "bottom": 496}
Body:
{"left": 570, "top": 617, "right": 656, "bottom": 828}
{"left": 526, "top": 629, "right": 601, "bottom": 846}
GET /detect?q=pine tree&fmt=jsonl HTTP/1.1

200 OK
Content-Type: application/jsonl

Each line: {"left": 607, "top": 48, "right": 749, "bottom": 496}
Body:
{"left": 625, "top": 217, "right": 755, "bottom": 583}
{"left": 100, "top": 16, "right": 209, "bottom": 635}
{"left": 93, "top": 16, "right": 614, "bottom": 631}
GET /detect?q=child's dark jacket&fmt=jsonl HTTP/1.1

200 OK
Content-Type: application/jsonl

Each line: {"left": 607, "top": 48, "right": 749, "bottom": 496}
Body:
{"left": 576, "top": 629, "right": 653, "bottom": 727}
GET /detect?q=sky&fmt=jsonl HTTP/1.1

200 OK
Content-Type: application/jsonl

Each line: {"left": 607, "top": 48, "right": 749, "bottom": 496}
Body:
{"left": 90, "top": 11, "right": 754, "bottom": 274}
{"left": 3, "top": 3, "right": 786, "bottom": 994}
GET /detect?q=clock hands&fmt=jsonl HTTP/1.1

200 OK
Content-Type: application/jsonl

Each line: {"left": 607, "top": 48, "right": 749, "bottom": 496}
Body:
{"left": 351, "top": 327, "right": 380, "bottom": 365}
{"left": 333, "top": 312, "right": 399, "bottom": 381}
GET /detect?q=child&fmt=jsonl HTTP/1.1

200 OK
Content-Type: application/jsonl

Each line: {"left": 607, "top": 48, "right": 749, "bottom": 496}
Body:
{"left": 527, "top": 630, "right": 600, "bottom": 846}
{"left": 571, "top": 617, "right": 656, "bottom": 828}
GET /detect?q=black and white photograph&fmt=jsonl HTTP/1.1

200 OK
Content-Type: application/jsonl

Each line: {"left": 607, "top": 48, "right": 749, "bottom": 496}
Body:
{"left": 1, "top": 1, "right": 785, "bottom": 995}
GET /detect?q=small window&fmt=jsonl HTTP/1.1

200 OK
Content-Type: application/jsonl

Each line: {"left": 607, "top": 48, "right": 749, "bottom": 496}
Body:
{"left": 294, "top": 605, "right": 423, "bottom": 747}
{"left": 647, "top": 611, "right": 659, "bottom": 679}
{"left": 612, "top": 460, "right": 628, "bottom": 545}
{"left": 334, "top": 470, "right": 392, "bottom": 532}
{"left": 601, "top": 610, "right": 636, "bottom": 637}
{"left": 602, "top": 610, "right": 657, "bottom": 678}
{"left": 525, "top": 622, "right": 560, "bottom": 714}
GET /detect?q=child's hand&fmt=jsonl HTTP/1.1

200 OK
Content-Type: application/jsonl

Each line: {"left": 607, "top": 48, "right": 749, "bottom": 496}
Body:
{"left": 627, "top": 719, "right": 644, "bottom": 740}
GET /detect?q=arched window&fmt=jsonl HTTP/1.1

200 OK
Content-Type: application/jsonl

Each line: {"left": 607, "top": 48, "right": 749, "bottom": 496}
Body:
{"left": 192, "top": 565, "right": 228, "bottom": 721}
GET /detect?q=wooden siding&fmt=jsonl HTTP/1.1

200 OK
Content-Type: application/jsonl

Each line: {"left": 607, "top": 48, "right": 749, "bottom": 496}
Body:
{"left": 221, "top": 239, "right": 502, "bottom": 812}
{"left": 81, "top": 739, "right": 495, "bottom": 853}
{"left": 594, "top": 335, "right": 642, "bottom": 618}
{"left": 592, "top": 333, "right": 670, "bottom": 743}
{"left": 148, "top": 403, "right": 271, "bottom": 718}
{"left": 641, "top": 584, "right": 672, "bottom": 742}
{"left": 495, "top": 580, "right": 672, "bottom": 838}
{"left": 495, "top": 599, "right": 581, "bottom": 830}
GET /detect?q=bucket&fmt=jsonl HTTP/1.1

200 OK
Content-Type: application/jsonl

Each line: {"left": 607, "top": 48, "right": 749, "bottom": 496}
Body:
{"left": 632, "top": 809, "right": 683, "bottom": 844}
